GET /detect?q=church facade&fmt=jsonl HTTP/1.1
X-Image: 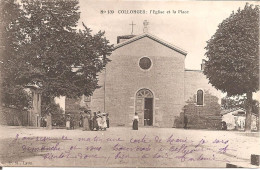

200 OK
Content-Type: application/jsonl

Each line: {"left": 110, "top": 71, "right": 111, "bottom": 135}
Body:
{"left": 85, "top": 32, "right": 221, "bottom": 128}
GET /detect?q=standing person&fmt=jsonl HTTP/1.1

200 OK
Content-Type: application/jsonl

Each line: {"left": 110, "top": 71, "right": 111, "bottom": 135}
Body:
{"left": 79, "top": 112, "right": 83, "bottom": 127}
{"left": 89, "top": 111, "right": 93, "bottom": 130}
{"left": 184, "top": 115, "right": 188, "bottom": 129}
{"left": 70, "top": 116, "right": 74, "bottom": 130}
{"left": 83, "top": 111, "right": 90, "bottom": 131}
{"left": 93, "top": 112, "right": 98, "bottom": 131}
{"left": 132, "top": 112, "right": 139, "bottom": 130}
{"left": 44, "top": 117, "right": 47, "bottom": 127}
{"left": 41, "top": 117, "right": 44, "bottom": 127}
{"left": 96, "top": 112, "right": 102, "bottom": 130}
{"left": 66, "top": 115, "right": 70, "bottom": 130}
{"left": 100, "top": 113, "right": 107, "bottom": 130}
{"left": 106, "top": 113, "right": 110, "bottom": 128}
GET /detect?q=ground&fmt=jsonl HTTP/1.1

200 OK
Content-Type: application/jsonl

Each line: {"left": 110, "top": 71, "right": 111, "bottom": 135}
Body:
{"left": 0, "top": 125, "right": 259, "bottom": 168}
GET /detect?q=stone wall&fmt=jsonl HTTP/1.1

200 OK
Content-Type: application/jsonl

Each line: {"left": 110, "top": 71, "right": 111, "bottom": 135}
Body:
{"left": 0, "top": 106, "right": 30, "bottom": 126}
{"left": 174, "top": 91, "right": 222, "bottom": 129}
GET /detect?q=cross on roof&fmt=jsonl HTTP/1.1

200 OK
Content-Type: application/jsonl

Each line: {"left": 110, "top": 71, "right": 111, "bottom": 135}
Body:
{"left": 143, "top": 20, "right": 149, "bottom": 33}
{"left": 129, "top": 21, "right": 136, "bottom": 35}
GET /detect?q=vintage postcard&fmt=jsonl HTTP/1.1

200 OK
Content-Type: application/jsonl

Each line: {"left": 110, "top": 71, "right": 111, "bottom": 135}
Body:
{"left": 0, "top": 0, "right": 259, "bottom": 168}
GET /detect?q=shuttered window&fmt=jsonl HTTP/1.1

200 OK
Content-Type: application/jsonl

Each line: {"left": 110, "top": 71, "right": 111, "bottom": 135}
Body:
{"left": 197, "top": 90, "right": 203, "bottom": 105}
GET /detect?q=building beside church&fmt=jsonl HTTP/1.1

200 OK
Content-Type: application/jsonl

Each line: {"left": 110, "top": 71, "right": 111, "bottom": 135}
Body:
{"left": 66, "top": 23, "right": 221, "bottom": 128}
{"left": 221, "top": 108, "right": 258, "bottom": 131}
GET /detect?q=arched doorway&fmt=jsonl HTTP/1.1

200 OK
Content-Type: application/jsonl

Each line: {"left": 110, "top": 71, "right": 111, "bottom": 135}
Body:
{"left": 135, "top": 89, "right": 154, "bottom": 126}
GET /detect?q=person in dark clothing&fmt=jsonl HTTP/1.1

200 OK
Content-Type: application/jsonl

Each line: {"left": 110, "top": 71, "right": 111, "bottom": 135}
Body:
{"left": 70, "top": 117, "right": 75, "bottom": 130}
{"left": 41, "top": 117, "right": 44, "bottom": 127}
{"left": 106, "top": 113, "right": 110, "bottom": 128}
{"left": 79, "top": 112, "right": 83, "bottom": 127}
{"left": 184, "top": 115, "right": 188, "bottom": 129}
{"left": 89, "top": 112, "right": 93, "bottom": 130}
{"left": 93, "top": 112, "right": 98, "bottom": 131}
{"left": 132, "top": 112, "right": 139, "bottom": 130}
{"left": 221, "top": 121, "right": 227, "bottom": 130}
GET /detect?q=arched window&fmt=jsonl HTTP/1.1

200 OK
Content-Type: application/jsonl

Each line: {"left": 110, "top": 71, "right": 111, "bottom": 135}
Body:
{"left": 197, "top": 90, "right": 204, "bottom": 106}
{"left": 136, "top": 89, "right": 153, "bottom": 98}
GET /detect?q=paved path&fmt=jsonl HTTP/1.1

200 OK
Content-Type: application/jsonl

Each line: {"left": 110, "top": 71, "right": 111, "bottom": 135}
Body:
{"left": 0, "top": 125, "right": 259, "bottom": 168}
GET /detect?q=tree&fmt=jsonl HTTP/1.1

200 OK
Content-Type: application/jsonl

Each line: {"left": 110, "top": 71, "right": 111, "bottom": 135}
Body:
{"left": 221, "top": 95, "right": 246, "bottom": 109}
{"left": 0, "top": 0, "right": 113, "bottom": 115}
{"left": 0, "top": 0, "right": 30, "bottom": 109}
{"left": 204, "top": 3, "right": 259, "bottom": 131}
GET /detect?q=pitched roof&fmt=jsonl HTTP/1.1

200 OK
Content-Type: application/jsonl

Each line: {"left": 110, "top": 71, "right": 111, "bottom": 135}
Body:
{"left": 114, "top": 33, "right": 188, "bottom": 56}
{"left": 220, "top": 108, "right": 245, "bottom": 115}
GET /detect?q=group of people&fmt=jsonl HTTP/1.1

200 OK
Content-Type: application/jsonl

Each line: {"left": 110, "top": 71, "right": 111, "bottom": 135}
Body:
{"left": 65, "top": 111, "right": 140, "bottom": 131}
{"left": 78, "top": 111, "right": 109, "bottom": 131}
{"left": 66, "top": 115, "right": 75, "bottom": 130}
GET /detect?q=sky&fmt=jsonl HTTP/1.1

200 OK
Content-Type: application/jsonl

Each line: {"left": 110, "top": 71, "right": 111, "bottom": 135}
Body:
{"left": 56, "top": 1, "right": 259, "bottom": 109}
{"left": 77, "top": 0, "right": 258, "bottom": 70}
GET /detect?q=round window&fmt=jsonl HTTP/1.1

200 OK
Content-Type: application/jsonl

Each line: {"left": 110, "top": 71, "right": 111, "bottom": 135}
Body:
{"left": 139, "top": 57, "right": 152, "bottom": 70}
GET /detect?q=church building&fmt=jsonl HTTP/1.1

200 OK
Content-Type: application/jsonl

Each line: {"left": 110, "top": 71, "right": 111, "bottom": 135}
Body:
{"left": 66, "top": 21, "right": 221, "bottom": 128}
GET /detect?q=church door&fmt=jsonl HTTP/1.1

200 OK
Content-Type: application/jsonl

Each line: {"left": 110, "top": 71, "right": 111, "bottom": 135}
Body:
{"left": 135, "top": 89, "right": 153, "bottom": 126}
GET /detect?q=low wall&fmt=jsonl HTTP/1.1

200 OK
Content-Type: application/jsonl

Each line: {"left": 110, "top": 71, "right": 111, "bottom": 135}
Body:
{"left": 0, "top": 106, "right": 29, "bottom": 126}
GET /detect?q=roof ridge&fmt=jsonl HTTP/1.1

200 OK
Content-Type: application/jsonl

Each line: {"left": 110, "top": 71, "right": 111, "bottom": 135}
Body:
{"left": 114, "top": 32, "right": 187, "bottom": 56}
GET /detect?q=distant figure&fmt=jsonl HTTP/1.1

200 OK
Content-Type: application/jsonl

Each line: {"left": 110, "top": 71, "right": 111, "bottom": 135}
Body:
{"left": 184, "top": 115, "right": 188, "bottom": 129}
{"left": 44, "top": 118, "right": 47, "bottom": 127}
{"left": 106, "top": 113, "right": 110, "bottom": 128}
{"left": 70, "top": 117, "right": 75, "bottom": 130}
{"left": 83, "top": 112, "right": 90, "bottom": 131}
{"left": 79, "top": 112, "right": 83, "bottom": 127}
{"left": 221, "top": 121, "right": 227, "bottom": 130}
{"left": 89, "top": 111, "right": 94, "bottom": 130}
{"left": 93, "top": 112, "right": 98, "bottom": 131}
{"left": 66, "top": 115, "right": 70, "bottom": 130}
{"left": 96, "top": 113, "right": 107, "bottom": 130}
{"left": 101, "top": 113, "right": 107, "bottom": 130}
{"left": 41, "top": 117, "right": 46, "bottom": 127}
{"left": 40, "top": 117, "right": 43, "bottom": 127}
{"left": 132, "top": 112, "right": 139, "bottom": 130}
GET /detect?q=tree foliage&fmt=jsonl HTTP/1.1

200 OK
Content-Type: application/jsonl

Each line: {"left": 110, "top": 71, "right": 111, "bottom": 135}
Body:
{"left": 0, "top": 0, "right": 30, "bottom": 108}
{"left": 0, "top": 0, "right": 113, "bottom": 114}
{"left": 204, "top": 3, "right": 259, "bottom": 95}
{"left": 221, "top": 95, "right": 259, "bottom": 115}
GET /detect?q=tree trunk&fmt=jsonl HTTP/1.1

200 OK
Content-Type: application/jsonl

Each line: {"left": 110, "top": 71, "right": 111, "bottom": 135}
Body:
{"left": 245, "top": 91, "right": 252, "bottom": 132}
